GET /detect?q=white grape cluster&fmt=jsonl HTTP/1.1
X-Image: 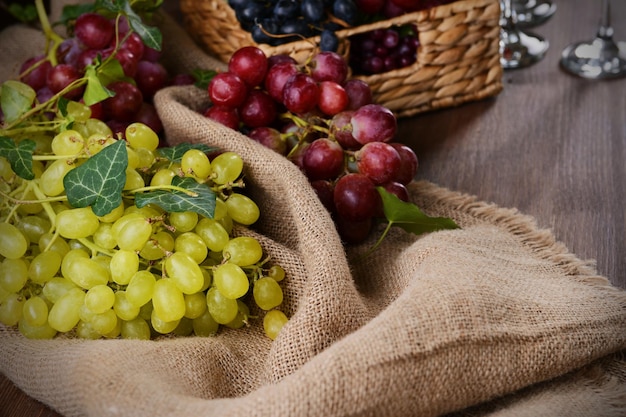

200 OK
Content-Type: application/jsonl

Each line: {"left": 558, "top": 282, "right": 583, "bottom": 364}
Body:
{"left": 0, "top": 104, "right": 289, "bottom": 341}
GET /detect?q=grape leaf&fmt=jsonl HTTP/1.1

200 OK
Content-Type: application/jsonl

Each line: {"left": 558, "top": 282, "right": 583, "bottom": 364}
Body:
{"left": 378, "top": 187, "right": 459, "bottom": 235}
{"left": 135, "top": 176, "right": 216, "bottom": 218}
{"left": 156, "top": 143, "right": 218, "bottom": 163}
{"left": 63, "top": 140, "right": 128, "bottom": 216}
{"left": 0, "top": 137, "right": 36, "bottom": 180}
{"left": 0, "top": 80, "right": 36, "bottom": 124}
{"left": 7, "top": 3, "right": 38, "bottom": 24}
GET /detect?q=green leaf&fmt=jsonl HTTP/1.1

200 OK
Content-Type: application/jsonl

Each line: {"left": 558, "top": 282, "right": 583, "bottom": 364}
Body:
{"left": 0, "top": 137, "right": 36, "bottom": 180}
{"left": 59, "top": 4, "right": 95, "bottom": 25}
{"left": 378, "top": 187, "right": 459, "bottom": 235}
{"left": 63, "top": 140, "right": 128, "bottom": 216}
{"left": 156, "top": 143, "right": 217, "bottom": 163}
{"left": 8, "top": 3, "right": 38, "bottom": 24}
{"left": 135, "top": 176, "right": 217, "bottom": 218}
{"left": 83, "top": 65, "right": 115, "bottom": 106}
{"left": 0, "top": 80, "right": 36, "bottom": 124}
{"left": 123, "top": 1, "right": 162, "bottom": 51}
{"left": 192, "top": 69, "right": 218, "bottom": 90}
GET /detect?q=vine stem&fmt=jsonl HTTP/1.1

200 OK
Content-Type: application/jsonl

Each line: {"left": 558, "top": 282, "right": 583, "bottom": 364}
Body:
{"left": 127, "top": 185, "right": 199, "bottom": 197}
{"left": 35, "top": 0, "right": 64, "bottom": 66}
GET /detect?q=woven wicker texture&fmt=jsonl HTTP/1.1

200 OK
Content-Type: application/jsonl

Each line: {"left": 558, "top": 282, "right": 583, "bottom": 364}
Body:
{"left": 180, "top": 0, "right": 503, "bottom": 117}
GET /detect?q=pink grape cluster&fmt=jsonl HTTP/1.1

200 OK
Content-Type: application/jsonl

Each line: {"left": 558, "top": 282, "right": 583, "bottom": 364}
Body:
{"left": 202, "top": 46, "right": 419, "bottom": 243}
{"left": 18, "top": 12, "right": 193, "bottom": 137}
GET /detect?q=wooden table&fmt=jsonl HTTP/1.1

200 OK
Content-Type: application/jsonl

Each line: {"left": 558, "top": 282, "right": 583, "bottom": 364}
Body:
{"left": 1, "top": 0, "right": 625, "bottom": 415}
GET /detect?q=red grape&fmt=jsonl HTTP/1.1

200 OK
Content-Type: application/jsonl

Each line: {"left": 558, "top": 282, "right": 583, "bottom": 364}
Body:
{"left": 390, "top": 143, "right": 418, "bottom": 184}
{"left": 302, "top": 138, "right": 345, "bottom": 181}
{"left": 204, "top": 105, "right": 240, "bottom": 130}
{"left": 239, "top": 90, "right": 277, "bottom": 128}
{"left": 351, "top": 104, "right": 397, "bottom": 144}
{"left": 208, "top": 72, "right": 248, "bottom": 109}
{"left": 248, "top": 127, "right": 287, "bottom": 154}
{"left": 102, "top": 81, "right": 143, "bottom": 122}
{"left": 74, "top": 13, "right": 115, "bottom": 50}
{"left": 228, "top": 46, "right": 268, "bottom": 87}
{"left": 333, "top": 173, "right": 381, "bottom": 222}
{"left": 318, "top": 81, "right": 349, "bottom": 116}
{"left": 309, "top": 51, "right": 348, "bottom": 84}
{"left": 19, "top": 56, "right": 51, "bottom": 91}
{"left": 356, "top": 141, "right": 402, "bottom": 185}
{"left": 46, "top": 64, "right": 84, "bottom": 100}
{"left": 264, "top": 61, "right": 299, "bottom": 102}
{"left": 282, "top": 73, "right": 319, "bottom": 114}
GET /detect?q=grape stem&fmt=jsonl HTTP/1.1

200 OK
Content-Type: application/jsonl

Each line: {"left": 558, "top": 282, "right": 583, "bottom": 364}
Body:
{"left": 35, "top": 0, "right": 64, "bottom": 66}
{"left": 125, "top": 185, "right": 199, "bottom": 197}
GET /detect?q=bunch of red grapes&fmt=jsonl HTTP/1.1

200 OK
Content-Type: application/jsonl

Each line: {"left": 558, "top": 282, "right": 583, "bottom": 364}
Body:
{"left": 202, "top": 46, "right": 419, "bottom": 243}
{"left": 18, "top": 11, "right": 193, "bottom": 136}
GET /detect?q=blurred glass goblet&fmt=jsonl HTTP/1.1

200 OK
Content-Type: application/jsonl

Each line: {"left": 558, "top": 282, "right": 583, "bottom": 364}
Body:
{"left": 512, "top": 0, "right": 556, "bottom": 28}
{"left": 500, "top": 0, "right": 550, "bottom": 69}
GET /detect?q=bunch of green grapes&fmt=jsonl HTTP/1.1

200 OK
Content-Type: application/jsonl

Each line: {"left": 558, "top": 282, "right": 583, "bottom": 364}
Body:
{"left": 0, "top": 102, "right": 289, "bottom": 341}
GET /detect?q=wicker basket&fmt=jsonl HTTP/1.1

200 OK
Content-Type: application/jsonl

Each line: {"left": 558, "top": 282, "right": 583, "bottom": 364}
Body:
{"left": 179, "top": 0, "right": 503, "bottom": 118}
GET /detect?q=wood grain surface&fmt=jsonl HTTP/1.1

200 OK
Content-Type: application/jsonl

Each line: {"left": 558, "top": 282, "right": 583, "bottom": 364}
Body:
{"left": 1, "top": 0, "right": 625, "bottom": 415}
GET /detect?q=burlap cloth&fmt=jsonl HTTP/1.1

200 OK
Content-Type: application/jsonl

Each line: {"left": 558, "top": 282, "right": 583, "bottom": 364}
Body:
{"left": 1, "top": 5, "right": 626, "bottom": 417}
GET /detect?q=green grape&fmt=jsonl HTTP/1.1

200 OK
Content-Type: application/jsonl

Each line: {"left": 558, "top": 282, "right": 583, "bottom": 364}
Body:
{"left": 183, "top": 291, "right": 207, "bottom": 319}
{"left": 137, "top": 148, "right": 156, "bottom": 169}
{"left": 213, "top": 199, "right": 228, "bottom": 220}
{"left": 150, "top": 168, "right": 176, "bottom": 186}
{"left": 225, "top": 193, "right": 260, "bottom": 225}
{"left": 110, "top": 250, "right": 139, "bottom": 285}
{"left": 28, "top": 250, "right": 62, "bottom": 284}
{"left": 22, "top": 296, "right": 49, "bottom": 327}
{"left": 126, "top": 270, "right": 156, "bottom": 307}
{"left": 17, "top": 188, "right": 43, "bottom": 215}
{"left": 65, "top": 100, "right": 91, "bottom": 122}
{"left": 48, "top": 287, "right": 85, "bottom": 332}
{"left": 18, "top": 318, "right": 57, "bottom": 339}
{"left": 138, "top": 301, "right": 153, "bottom": 321}
{"left": 152, "top": 278, "right": 186, "bottom": 323}
{"left": 0, "top": 285, "right": 10, "bottom": 304}
{"left": 102, "top": 317, "right": 122, "bottom": 338}
{"left": 0, "top": 222, "right": 28, "bottom": 259}
{"left": 56, "top": 207, "right": 100, "bottom": 239}
{"left": 165, "top": 252, "right": 205, "bottom": 294}
{"left": 126, "top": 122, "right": 159, "bottom": 151}
{"left": 169, "top": 317, "right": 192, "bottom": 336}
{"left": 121, "top": 317, "right": 151, "bottom": 340}
{"left": 65, "top": 256, "right": 110, "bottom": 289}
{"left": 192, "top": 309, "right": 219, "bottom": 336}
{"left": 85, "top": 119, "right": 112, "bottom": 137}
{"left": 75, "top": 320, "right": 101, "bottom": 340}
{"left": 28, "top": 133, "right": 53, "bottom": 154}
{"left": 85, "top": 133, "right": 115, "bottom": 155}
{"left": 181, "top": 149, "right": 211, "bottom": 180}
{"left": 169, "top": 211, "right": 198, "bottom": 233}
{"left": 85, "top": 284, "right": 116, "bottom": 314}
{"left": 200, "top": 267, "right": 212, "bottom": 291}
{"left": 126, "top": 147, "right": 140, "bottom": 170}
{"left": 116, "top": 216, "right": 153, "bottom": 251}
{"left": 124, "top": 168, "right": 145, "bottom": 190}
{"left": 220, "top": 215, "right": 233, "bottom": 235}
{"left": 111, "top": 213, "right": 143, "bottom": 238}
{"left": 42, "top": 277, "right": 78, "bottom": 304}
{"left": 78, "top": 303, "right": 96, "bottom": 323}
{"left": 263, "top": 309, "right": 288, "bottom": 340}
{"left": 206, "top": 286, "right": 238, "bottom": 324}
{"left": 39, "top": 158, "right": 76, "bottom": 196}
{"left": 139, "top": 231, "right": 175, "bottom": 261}
{"left": 97, "top": 202, "right": 125, "bottom": 223}
{"left": 38, "top": 233, "right": 70, "bottom": 256}
{"left": 17, "top": 215, "right": 51, "bottom": 243}
{"left": 253, "top": 277, "right": 283, "bottom": 310}
{"left": 93, "top": 223, "right": 117, "bottom": 250}
{"left": 113, "top": 290, "right": 140, "bottom": 321}
{"left": 0, "top": 293, "right": 25, "bottom": 326}
{"left": 0, "top": 258, "right": 29, "bottom": 293}
{"left": 151, "top": 309, "right": 180, "bottom": 334}
{"left": 60, "top": 249, "right": 88, "bottom": 282}
{"left": 210, "top": 151, "right": 243, "bottom": 185}
{"left": 195, "top": 218, "right": 230, "bottom": 252}
{"left": 213, "top": 262, "right": 249, "bottom": 300}
{"left": 268, "top": 265, "right": 286, "bottom": 282}
{"left": 174, "top": 232, "right": 207, "bottom": 264}
{"left": 224, "top": 300, "right": 250, "bottom": 329}
{"left": 0, "top": 156, "right": 14, "bottom": 180}
{"left": 51, "top": 129, "right": 85, "bottom": 156}
{"left": 223, "top": 236, "right": 263, "bottom": 266}
{"left": 68, "top": 238, "right": 89, "bottom": 252}
{"left": 90, "top": 308, "right": 118, "bottom": 335}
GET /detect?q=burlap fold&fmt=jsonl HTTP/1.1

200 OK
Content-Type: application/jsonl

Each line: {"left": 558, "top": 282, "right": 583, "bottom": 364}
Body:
{"left": 1, "top": 5, "right": 626, "bottom": 417}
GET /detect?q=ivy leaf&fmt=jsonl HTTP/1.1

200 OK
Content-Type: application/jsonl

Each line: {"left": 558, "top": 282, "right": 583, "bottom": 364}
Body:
{"left": 0, "top": 137, "right": 35, "bottom": 180}
{"left": 7, "top": 3, "right": 38, "bottom": 24}
{"left": 156, "top": 143, "right": 217, "bottom": 163}
{"left": 63, "top": 140, "right": 128, "bottom": 216}
{"left": 135, "top": 176, "right": 216, "bottom": 218}
{"left": 192, "top": 69, "right": 218, "bottom": 90}
{"left": 123, "top": 1, "right": 162, "bottom": 50}
{"left": 0, "top": 80, "right": 36, "bottom": 124}
{"left": 378, "top": 186, "right": 459, "bottom": 235}
{"left": 83, "top": 64, "right": 115, "bottom": 106}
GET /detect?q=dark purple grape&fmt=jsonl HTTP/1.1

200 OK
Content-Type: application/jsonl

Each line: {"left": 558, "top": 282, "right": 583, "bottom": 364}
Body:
{"left": 301, "top": 0, "right": 325, "bottom": 22}
{"left": 320, "top": 29, "right": 339, "bottom": 52}
{"left": 333, "top": 0, "right": 358, "bottom": 25}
